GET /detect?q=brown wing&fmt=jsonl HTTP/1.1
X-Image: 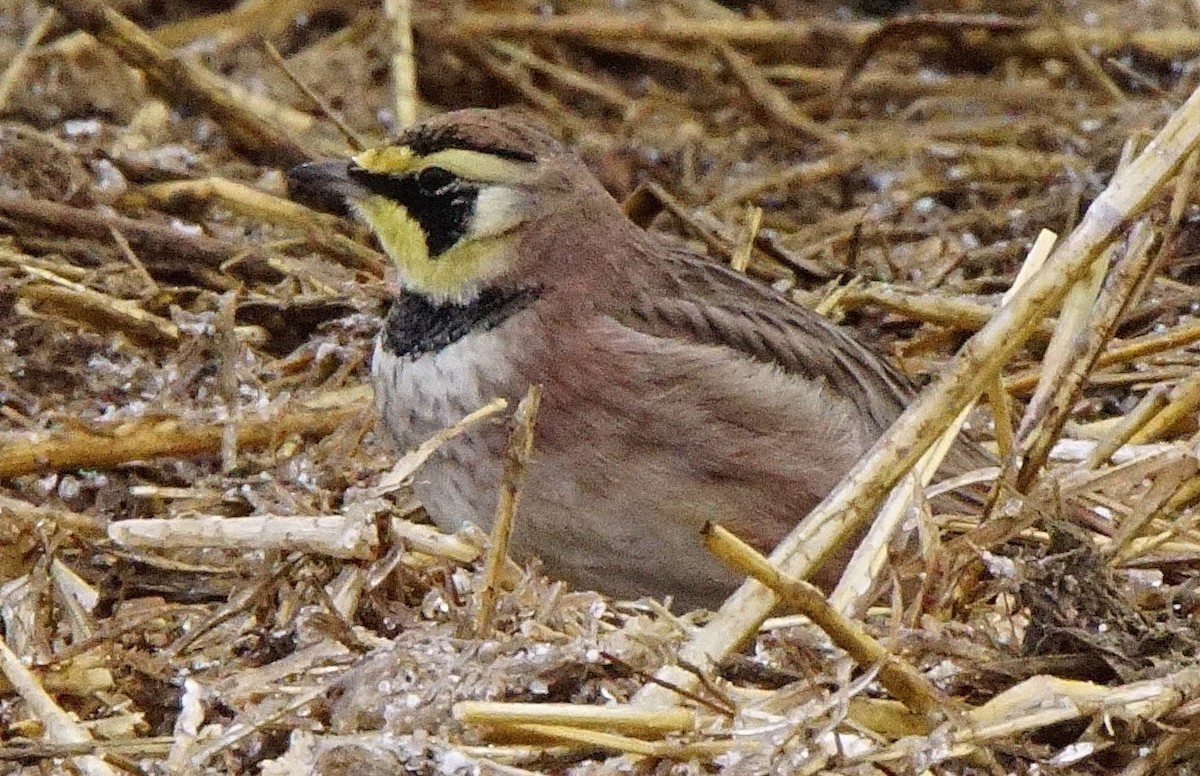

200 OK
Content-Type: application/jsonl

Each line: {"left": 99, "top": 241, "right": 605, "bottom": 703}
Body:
{"left": 610, "top": 244, "right": 915, "bottom": 434}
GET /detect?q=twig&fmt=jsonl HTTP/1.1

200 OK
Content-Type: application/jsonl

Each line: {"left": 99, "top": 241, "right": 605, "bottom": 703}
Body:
{"left": 643, "top": 182, "right": 734, "bottom": 261}
{"left": 729, "top": 205, "right": 762, "bottom": 274}
{"left": 108, "top": 514, "right": 380, "bottom": 559}
{"left": 476, "top": 385, "right": 541, "bottom": 637}
{"left": 489, "top": 41, "right": 634, "bottom": 114}
{"left": 0, "top": 495, "right": 106, "bottom": 538}
{"left": 831, "top": 14, "right": 1038, "bottom": 116}
{"left": 0, "top": 636, "right": 117, "bottom": 776}
{"left": 384, "top": 0, "right": 420, "bottom": 129}
{"left": 1130, "top": 372, "right": 1200, "bottom": 443}
{"left": 429, "top": 11, "right": 856, "bottom": 46}
{"left": 263, "top": 40, "right": 365, "bottom": 151}
{"left": 598, "top": 651, "right": 736, "bottom": 717}
{"left": 0, "top": 195, "right": 252, "bottom": 274}
{"left": 1016, "top": 220, "right": 1159, "bottom": 490}
{"left": 126, "top": 179, "right": 386, "bottom": 275}
{"left": 0, "top": 739, "right": 173, "bottom": 762}
{"left": 453, "top": 701, "right": 694, "bottom": 737}
{"left": 428, "top": 12, "right": 1200, "bottom": 62}
{"left": 108, "top": 227, "right": 159, "bottom": 294}
{"left": 707, "top": 150, "right": 865, "bottom": 211}
{"left": 831, "top": 223, "right": 1058, "bottom": 610}
{"left": 858, "top": 666, "right": 1200, "bottom": 767}
{"left": 0, "top": 9, "right": 55, "bottom": 111}
{"left": 44, "top": 0, "right": 320, "bottom": 166}
{"left": 16, "top": 265, "right": 180, "bottom": 347}
{"left": 0, "top": 387, "right": 368, "bottom": 478}
{"left": 484, "top": 723, "right": 735, "bottom": 759}
{"left": 837, "top": 283, "right": 1056, "bottom": 338}
{"left": 715, "top": 43, "right": 843, "bottom": 148}
{"left": 151, "top": 0, "right": 328, "bottom": 47}
{"left": 367, "top": 398, "right": 508, "bottom": 496}
{"left": 1056, "top": 21, "right": 1127, "bottom": 102}
{"left": 1109, "top": 455, "right": 1198, "bottom": 564}
{"left": 469, "top": 44, "right": 588, "bottom": 134}
{"left": 1005, "top": 318, "right": 1200, "bottom": 395}
{"left": 387, "top": 518, "right": 484, "bottom": 564}
{"left": 1085, "top": 385, "right": 1172, "bottom": 468}
{"left": 702, "top": 523, "right": 948, "bottom": 720}
{"left": 986, "top": 380, "right": 1015, "bottom": 465}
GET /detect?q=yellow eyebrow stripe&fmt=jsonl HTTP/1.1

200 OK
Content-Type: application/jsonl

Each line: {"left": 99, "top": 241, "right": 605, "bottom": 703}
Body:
{"left": 415, "top": 149, "right": 531, "bottom": 183}
{"left": 351, "top": 146, "right": 531, "bottom": 184}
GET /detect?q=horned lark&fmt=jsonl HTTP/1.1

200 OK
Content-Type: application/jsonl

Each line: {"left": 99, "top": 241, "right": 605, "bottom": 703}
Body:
{"left": 289, "top": 109, "right": 972, "bottom": 610}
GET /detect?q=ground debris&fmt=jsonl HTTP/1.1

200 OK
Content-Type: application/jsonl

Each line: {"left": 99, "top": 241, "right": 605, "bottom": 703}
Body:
{"left": 3, "top": 0, "right": 1200, "bottom": 774}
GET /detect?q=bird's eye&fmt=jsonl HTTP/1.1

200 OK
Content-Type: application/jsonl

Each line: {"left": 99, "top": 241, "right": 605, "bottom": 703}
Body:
{"left": 416, "top": 166, "right": 456, "bottom": 197}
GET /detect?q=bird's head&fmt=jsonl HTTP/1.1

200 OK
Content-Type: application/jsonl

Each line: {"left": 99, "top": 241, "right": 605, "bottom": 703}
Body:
{"left": 289, "top": 110, "right": 619, "bottom": 304}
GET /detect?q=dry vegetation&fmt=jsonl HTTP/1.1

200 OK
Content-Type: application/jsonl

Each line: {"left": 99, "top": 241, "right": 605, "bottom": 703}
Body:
{"left": 3, "top": 0, "right": 1200, "bottom": 773}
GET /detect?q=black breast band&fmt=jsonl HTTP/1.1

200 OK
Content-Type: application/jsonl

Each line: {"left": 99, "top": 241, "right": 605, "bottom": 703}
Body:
{"left": 381, "top": 286, "right": 540, "bottom": 359}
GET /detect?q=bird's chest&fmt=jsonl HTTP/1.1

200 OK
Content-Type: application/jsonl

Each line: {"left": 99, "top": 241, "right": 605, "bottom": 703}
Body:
{"left": 370, "top": 290, "right": 537, "bottom": 447}
{"left": 371, "top": 308, "right": 531, "bottom": 534}
{"left": 371, "top": 326, "right": 518, "bottom": 449}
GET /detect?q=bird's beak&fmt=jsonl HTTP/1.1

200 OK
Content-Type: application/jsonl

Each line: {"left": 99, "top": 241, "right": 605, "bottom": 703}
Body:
{"left": 287, "top": 159, "right": 367, "bottom": 216}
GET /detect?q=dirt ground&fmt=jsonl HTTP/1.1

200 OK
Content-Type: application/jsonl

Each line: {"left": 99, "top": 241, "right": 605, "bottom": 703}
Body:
{"left": 3, "top": 0, "right": 1200, "bottom": 773}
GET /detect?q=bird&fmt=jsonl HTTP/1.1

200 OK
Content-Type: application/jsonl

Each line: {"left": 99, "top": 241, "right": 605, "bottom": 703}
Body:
{"left": 288, "top": 109, "right": 977, "bottom": 611}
